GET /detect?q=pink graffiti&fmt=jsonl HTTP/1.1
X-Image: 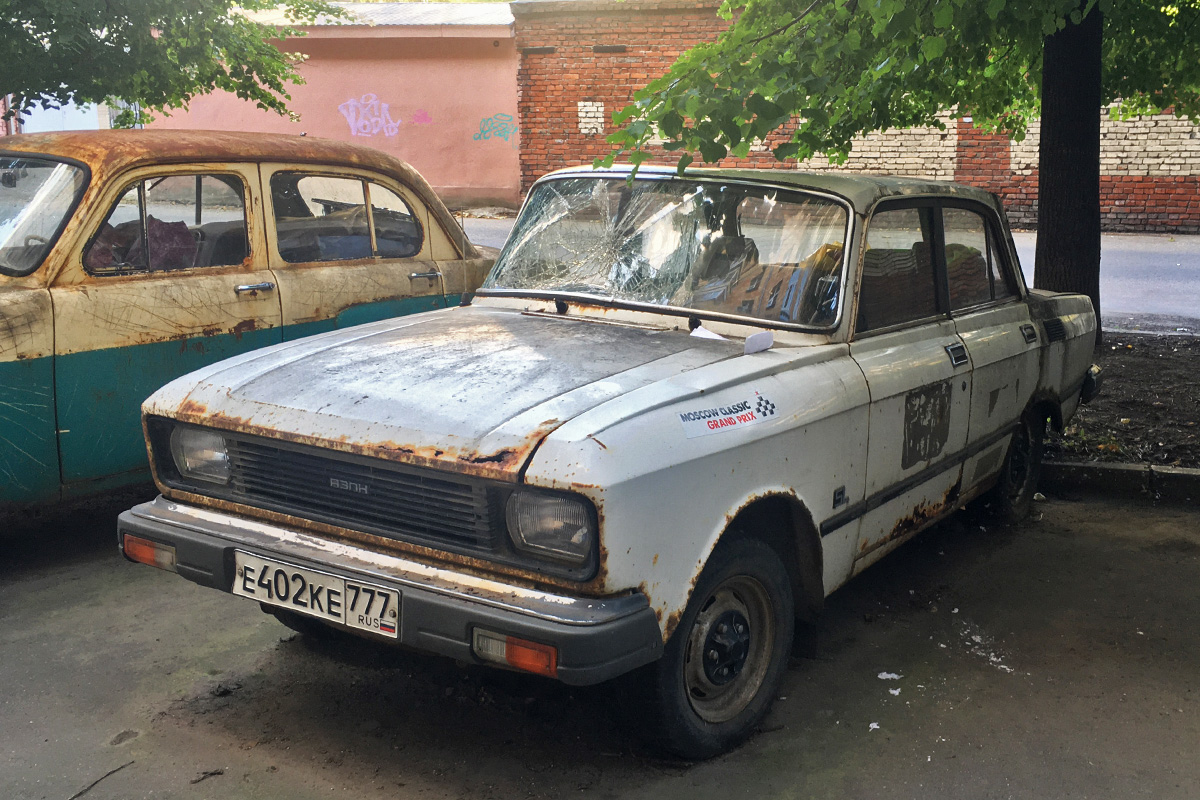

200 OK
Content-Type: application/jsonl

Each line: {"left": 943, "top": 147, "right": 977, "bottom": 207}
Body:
{"left": 410, "top": 109, "right": 433, "bottom": 125}
{"left": 338, "top": 94, "right": 401, "bottom": 137}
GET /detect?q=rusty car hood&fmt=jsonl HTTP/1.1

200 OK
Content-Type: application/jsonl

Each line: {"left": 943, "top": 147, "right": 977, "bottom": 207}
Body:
{"left": 146, "top": 305, "right": 742, "bottom": 480}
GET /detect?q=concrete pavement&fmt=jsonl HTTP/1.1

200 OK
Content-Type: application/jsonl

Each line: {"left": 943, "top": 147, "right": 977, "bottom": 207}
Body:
{"left": 3, "top": 491, "right": 1198, "bottom": 799}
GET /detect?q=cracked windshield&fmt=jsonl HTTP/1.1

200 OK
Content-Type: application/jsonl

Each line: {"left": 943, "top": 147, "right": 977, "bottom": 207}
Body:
{"left": 485, "top": 176, "right": 849, "bottom": 327}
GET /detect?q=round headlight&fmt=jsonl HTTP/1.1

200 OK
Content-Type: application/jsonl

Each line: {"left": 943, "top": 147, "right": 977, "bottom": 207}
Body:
{"left": 505, "top": 491, "right": 593, "bottom": 565}
{"left": 169, "top": 427, "right": 230, "bottom": 485}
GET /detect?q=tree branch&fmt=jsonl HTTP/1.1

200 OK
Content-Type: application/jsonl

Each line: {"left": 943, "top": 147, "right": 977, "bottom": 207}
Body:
{"left": 744, "top": 0, "right": 827, "bottom": 48}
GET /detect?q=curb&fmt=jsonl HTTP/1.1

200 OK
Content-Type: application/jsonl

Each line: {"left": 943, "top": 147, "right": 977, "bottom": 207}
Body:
{"left": 1041, "top": 461, "right": 1200, "bottom": 505}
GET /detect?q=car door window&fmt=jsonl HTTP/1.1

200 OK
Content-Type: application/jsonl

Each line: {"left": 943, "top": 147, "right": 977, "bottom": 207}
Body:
{"left": 270, "top": 173, "right": 424, "bottom": 263}
{"left": 85, "top": 174, "right": 249, "bottom": 274}
{"left": 856, "top": 206, "right": 941, "bottom": 333}
{"left": 943, "top": 206, "right": 1016, "bottom": 309}
{"left": 369, "top": 182, "right": 423, "bottom": 259}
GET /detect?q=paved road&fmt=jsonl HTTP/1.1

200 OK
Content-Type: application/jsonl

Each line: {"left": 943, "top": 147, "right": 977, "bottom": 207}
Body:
{"left": 463, "top": 218, "right": 1200, "bottom": 332}
{"left": 3, "top": 491, "right": 1198, "bottom": 799}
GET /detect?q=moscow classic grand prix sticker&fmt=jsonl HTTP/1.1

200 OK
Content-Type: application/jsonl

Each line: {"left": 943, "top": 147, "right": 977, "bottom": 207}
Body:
{"left": 678, "top": 390, "right": 778, "bottom": 439}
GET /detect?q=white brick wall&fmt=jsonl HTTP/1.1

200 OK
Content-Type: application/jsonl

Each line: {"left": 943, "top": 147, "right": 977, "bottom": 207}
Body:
{"left": 577, "top": 101, "right": 605, "bottom": 136}
{"left": 796, "top": 113, "right": 958, "bottom": 180}
{"left": 1012, "top": 111, "right": 1200, "bottom": 176}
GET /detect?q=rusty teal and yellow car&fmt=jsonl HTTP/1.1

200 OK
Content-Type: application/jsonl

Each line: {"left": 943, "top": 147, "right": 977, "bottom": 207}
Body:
{"left": 0, "top": 130, "right": 492, "bottom": 508}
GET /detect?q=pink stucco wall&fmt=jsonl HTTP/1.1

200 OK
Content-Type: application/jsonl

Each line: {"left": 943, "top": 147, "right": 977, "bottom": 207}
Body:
{"left": 152, "top": 26, "right": 520, "bottom": 207}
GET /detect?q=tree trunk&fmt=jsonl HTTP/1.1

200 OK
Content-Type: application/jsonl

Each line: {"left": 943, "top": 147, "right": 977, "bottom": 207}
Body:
{"left": 1034, "top": 6, "right": 1103, "bottom": 336}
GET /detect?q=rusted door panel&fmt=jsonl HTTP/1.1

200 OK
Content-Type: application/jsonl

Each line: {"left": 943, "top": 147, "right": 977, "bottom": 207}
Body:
{"left": 954, "top": 302, "right": 1040, "bottom": 489}
{"left": 50, "top": 162, "right": 281, "bottom": 486}
{"left": 850, "top": 320, "right": 972, "bottom": 570}
{"left": 260, "top": 164, "right": 450, "bottom": 339}
{"left": 0, "top": 287, "right": 60, "bottom": 506}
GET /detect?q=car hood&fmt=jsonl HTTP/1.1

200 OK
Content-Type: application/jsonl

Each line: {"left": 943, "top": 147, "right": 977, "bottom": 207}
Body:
{"left": 147, "top": 305, "right": 742, "bottom": 480}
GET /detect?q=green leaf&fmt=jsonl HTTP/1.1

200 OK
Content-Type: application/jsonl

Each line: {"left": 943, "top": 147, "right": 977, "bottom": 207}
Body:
{"left": 986, "top": 0, "right": 1006, "bottom": 20}
{"left": 922, "top": 36, "right": 947, "bottom": 60}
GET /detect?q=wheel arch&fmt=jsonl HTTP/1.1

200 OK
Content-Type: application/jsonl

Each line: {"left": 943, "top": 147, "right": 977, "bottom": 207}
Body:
{"left": 719, "top": 492, "right": 824, "bottom": 626}
{"left": 1027, "top": 390, "right": 1063, "bottom": 433}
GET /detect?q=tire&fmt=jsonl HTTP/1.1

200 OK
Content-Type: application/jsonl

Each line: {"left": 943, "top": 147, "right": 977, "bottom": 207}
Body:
{"left": 621, "top": 538, "right": 794, "bottom": 760}
{"left": 986, "top": 410, "right": 1045, "bottom": 523}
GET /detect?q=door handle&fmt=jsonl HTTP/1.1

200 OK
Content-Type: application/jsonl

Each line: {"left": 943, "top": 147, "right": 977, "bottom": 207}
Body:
{"left": 945, "top": 342, "right": 969, "bottom": 368}
{"left": 235, "top": 282, "right": 276, "bottom": 294}
{"left": 1020, "top": 323, "right": 1038, "bottom": 343}
{"left": 409, "top": 271, "right": 441, "bottom": 281}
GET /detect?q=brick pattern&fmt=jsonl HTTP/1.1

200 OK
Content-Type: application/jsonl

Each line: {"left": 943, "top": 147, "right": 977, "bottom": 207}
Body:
{"left": 796, "top": 114, "right": 958, "bottom": 181}
{"left": 513, "top": 0, "right": 787, "bottom": 190}
{"left": 514, "top": 0, "right": 1200, "bottom": 232}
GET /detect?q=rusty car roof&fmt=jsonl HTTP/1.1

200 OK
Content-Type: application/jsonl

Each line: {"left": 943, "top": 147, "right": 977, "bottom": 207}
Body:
{"left": 540, "top": 164, "right": 1002, "bottom": 215}
{"left": 1, "top": 130, "right": 477, "bottom": 258}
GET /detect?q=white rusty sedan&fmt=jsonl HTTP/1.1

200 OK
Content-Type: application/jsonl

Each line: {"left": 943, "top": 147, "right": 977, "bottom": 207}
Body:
{"left": 119, "top": 166, "right": 1100, "bottom": 758}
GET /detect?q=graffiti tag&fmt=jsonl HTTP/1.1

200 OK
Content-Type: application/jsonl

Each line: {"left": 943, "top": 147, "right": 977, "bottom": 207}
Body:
{"left": 474, "top": 113, "right": 517, "bottom": 142}
{"left": 338, "top": 94, "right": 401, "bottom": 137}
{"left": 410, "top": 109, "right": 433, "bottom": 125}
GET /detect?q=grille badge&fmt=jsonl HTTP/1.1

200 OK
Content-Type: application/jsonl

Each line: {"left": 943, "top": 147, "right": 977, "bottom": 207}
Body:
{"left": 329, "top": 477, "right": 370, "bottom": 495}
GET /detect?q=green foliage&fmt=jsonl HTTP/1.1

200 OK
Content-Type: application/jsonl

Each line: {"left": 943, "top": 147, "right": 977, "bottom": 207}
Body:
{"left": 0, "top": 0, "right": 347, "bottom": 125}
{"left": 603, "top": 0, "right": 1200, "bottom": 170}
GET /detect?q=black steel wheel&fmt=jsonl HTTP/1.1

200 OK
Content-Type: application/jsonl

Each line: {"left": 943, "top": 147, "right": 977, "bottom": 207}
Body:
{"left": 621, "top": 538, "right": 794, "bottom": 760}
{"left": 987, "top": 410, "right": 1045, "bottom": 522}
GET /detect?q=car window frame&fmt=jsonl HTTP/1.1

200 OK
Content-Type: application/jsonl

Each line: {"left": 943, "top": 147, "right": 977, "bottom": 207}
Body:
{"left": 264, "top": 168, "right": 428, "bottom": 267}
{"left": 81, "top": 167, "right": 254, "bottom": 278}
{"left": 0, "top": 150, "right": 92, "bottom": 278}
{"left": 853, "top": 197, "right": 948, "bottom": 338}
{"left": 853, "top": 196, "right": 1026, "bottom": 340}
{"left": 938, "top": 198, "right": 1023, "bottom": 316}
{"left": 478, "top": 172, "right": 857, "bottom": 334}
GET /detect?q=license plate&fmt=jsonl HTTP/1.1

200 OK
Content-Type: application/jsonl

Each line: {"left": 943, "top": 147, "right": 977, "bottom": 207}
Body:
{"left": 232, "top": 552, "right": 399, "bottom": 639}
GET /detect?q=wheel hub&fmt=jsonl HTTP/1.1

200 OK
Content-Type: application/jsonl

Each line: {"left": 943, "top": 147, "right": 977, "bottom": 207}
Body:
{"left": 702, "top": 610, "right": 752, "bottom": 685}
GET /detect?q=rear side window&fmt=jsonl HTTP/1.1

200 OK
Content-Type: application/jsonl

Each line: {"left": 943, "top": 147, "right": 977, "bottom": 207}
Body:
{"left": 270, "top": 172, "right": 423, "bottom": 263}
{"left": 856, "top": 206, "right": 941, "bottom": 333}
{"left": 944, "top": 206, "right": 1016, "bottom": 310}
{"left": 85, "top": 174, "right": 249, "bottom": 275}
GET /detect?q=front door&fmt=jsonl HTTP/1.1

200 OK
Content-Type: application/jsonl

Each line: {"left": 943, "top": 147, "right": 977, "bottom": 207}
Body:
{"left": 850, "top": 202, "right": 972, "bottom": 572}
{"left": 50, "top": 164, "right": 281, "bottom": 488}
{"left": 261, "top": 167, "right": 449, "bottom": 340}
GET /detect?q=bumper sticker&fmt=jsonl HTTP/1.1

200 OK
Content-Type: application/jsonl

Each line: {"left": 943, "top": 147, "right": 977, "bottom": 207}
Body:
{"left": 678, "top": 390, "right": 777, "bottom": 438}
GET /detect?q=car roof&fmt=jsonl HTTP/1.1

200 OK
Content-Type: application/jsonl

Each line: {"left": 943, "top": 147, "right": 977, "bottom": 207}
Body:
{"left": 0, "top": 129, "right": 477, "bottom": 258}
{"left": 539, "top": 164, "right": 1001, "bottom": 214}
{"left": 1, "top": 129, "right": 412, "bottom": 175}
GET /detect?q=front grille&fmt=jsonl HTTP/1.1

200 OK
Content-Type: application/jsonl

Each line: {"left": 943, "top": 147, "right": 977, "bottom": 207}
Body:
{"left": 224, "top": 437, "right": 497, "bottom": 552}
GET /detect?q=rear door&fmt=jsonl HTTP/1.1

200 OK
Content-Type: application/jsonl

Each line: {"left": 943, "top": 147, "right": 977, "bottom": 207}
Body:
{"left": 942, "top": 203, "right": 1039, "bottom": 491}
{"left": 849, "top": 201, "right": 972, "bottom": 571}
{"left": 261, "top": 166, "right": 450, "bottom": 340}
{"left": 51, "top": 164, "right": 281, "bottom": 487}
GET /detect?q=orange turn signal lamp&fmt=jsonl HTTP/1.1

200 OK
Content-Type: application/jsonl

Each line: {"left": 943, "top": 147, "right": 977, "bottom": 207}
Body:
{"left": 472, "top": 629, "right": 558, "bottom": 678}
{"left": 122, "top": 534, "right": 178, "bottom": 572}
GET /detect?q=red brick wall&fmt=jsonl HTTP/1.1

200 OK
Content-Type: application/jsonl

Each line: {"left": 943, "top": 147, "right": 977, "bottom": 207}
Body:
{"left": 513, "top": 0, "right": 792, "bottom": 192}
{"left": 514, "top": 1, "right": 1200, "bottom": 233}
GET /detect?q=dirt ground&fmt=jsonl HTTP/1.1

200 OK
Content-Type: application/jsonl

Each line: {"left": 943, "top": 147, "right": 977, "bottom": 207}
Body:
{"left": 3, "top": 492, "right": 1198, "bottom": 800}
{"left": 1045, "top": 332, "right": 1200, "bottom": 468}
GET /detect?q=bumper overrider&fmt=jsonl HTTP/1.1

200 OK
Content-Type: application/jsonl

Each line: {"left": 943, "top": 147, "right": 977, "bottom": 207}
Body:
{"left": 118, "top": 496, "right": 663, "bottom": 685}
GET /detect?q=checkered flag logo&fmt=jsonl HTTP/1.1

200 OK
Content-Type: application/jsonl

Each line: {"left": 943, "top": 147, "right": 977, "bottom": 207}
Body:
{"left": 754, "top": 395, "right": 776, "bottom": 417}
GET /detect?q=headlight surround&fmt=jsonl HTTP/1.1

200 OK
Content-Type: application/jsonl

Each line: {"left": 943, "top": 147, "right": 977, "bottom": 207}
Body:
{"left": 505, "top": 490, "right": 594, "bottom": 565}
{"left": 169, "top": 426, "right": 230, "bottom": 485}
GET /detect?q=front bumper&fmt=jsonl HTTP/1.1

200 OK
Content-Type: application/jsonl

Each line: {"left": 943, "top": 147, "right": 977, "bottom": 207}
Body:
{"left": 118, "top": 496, "right": 663, "bottom": 685}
